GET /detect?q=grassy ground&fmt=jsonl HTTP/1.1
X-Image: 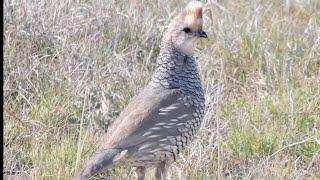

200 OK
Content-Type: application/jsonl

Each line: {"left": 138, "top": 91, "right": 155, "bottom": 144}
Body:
{"left": 3, "top": 0, "right": 320, "bottom": 179}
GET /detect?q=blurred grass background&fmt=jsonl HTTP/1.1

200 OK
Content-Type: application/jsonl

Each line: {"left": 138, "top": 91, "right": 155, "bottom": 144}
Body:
{"left": 3, "top": 0, "right": 320, "bottom": 179}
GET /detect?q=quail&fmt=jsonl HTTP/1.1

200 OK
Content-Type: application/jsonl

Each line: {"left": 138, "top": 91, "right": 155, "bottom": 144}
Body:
{"left": 76, "top": 1, "right": 207, "bottom": 179}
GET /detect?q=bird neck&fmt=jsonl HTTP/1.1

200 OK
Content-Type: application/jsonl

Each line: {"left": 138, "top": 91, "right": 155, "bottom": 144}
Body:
{"left": 149, "top": 40, "right": 194, "bottom": 89}
{"left": 148, "top": 40, "right": 205, "bottom": 108}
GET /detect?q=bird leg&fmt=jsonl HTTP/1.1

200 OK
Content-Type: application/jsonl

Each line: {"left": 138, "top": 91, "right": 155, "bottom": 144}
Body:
{"left": 136, "top": 166, "right": 146, "bottom": 180}
{"left": 155, "top": 162, "right": 168, "bottom": 180}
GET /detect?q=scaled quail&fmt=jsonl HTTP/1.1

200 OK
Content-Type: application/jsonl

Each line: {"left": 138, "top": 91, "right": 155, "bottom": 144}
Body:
{"left": 76, "top": 1, "right": 208, "bottom": 179}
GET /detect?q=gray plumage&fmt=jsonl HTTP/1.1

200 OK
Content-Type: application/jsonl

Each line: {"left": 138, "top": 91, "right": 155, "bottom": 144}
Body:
{"left": 75, "top": 1, "right": 207, "bottom": 180}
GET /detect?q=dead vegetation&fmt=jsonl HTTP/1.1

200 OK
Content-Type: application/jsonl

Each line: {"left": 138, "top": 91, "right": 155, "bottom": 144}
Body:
{"left": 4, "top": 0, "right": 320, "bottom": 179}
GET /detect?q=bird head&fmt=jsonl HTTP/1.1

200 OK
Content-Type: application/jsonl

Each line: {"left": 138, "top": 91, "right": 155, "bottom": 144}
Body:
{"left": 163, "top": 1, "right": 207, "bottom": 54}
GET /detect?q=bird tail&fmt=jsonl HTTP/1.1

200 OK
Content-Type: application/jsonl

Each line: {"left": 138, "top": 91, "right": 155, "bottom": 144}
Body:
{"left": 75, "top": 148, "right": 123, "bottom": 180}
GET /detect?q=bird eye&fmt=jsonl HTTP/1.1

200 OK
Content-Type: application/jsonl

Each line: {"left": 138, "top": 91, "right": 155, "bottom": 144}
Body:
{"left": 182, "top": 27, "right": 191, "bottom": 33}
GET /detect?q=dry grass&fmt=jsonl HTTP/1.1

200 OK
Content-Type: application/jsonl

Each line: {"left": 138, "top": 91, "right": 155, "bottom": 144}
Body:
{"left": 3, "top": 0, "right": 320, "bottom": 179}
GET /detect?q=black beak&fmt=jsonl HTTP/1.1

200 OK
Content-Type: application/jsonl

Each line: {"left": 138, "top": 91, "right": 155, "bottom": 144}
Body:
{"left": 197, "top": 30, "right": 208, "bottom": 38}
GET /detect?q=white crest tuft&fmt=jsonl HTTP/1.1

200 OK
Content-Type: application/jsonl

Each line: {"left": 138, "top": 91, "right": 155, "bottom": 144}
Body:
{"left": 185, "top": 1, "right": 203, "bottom": 12}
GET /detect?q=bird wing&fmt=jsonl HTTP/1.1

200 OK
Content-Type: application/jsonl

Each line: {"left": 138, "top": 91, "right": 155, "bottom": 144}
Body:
{"left": 101, "top": 86, "right": 196, "bottom": 151}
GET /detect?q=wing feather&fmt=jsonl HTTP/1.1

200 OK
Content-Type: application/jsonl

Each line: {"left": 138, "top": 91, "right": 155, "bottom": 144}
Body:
{"left": 101, "top": 86, "right": 196, "bottom": 156}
